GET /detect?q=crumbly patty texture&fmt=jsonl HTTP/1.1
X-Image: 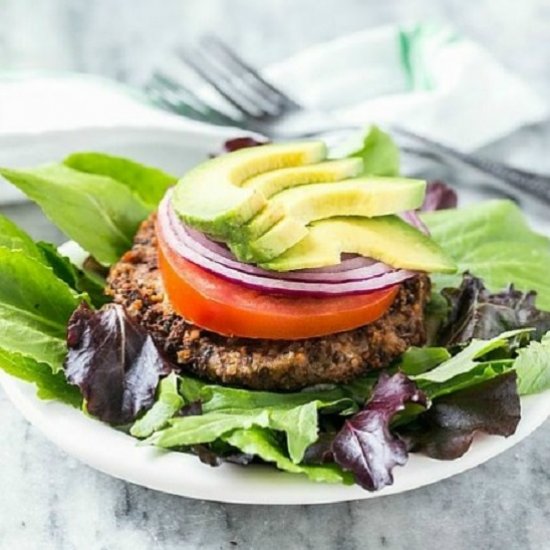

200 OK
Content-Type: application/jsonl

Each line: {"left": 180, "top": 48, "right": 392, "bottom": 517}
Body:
{"left": 106, "top": 215, "right": 431, "bottom": 390}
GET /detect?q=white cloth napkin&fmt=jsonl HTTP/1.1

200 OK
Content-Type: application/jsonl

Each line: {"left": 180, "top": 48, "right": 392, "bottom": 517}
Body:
{"left": 0, "top": 22, "right": 547, "bottom": 204}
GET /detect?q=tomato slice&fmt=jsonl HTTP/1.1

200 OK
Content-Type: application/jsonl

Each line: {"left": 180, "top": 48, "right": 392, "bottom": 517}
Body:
{"left": 157, "top": 226, "right": 399, "bottom": 340}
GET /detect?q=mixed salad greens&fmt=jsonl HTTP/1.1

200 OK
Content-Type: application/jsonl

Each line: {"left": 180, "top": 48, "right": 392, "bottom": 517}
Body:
{"left": 1, "top": 127, "right": 550, "bottom": 492}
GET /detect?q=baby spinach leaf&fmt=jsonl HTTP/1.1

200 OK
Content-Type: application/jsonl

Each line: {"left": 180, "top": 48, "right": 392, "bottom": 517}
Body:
{"left": 64, "top": 152, "right": 176, "bottom": 207}
{"left": 0, "top": 348, "right": 81, "bottom": 407}
{"left": 0, "top": 164, "right": 150, "bottom": 265}
{"left": 0, "top": 248, "right": 80, "bottom": 371}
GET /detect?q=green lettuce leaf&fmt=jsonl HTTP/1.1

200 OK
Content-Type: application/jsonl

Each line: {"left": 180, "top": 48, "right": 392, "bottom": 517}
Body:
{"left": 422, "top": 200, "right": 550, "bottom": 309}
{"left": 36, "top": 242, "right": 108, "bottom": 307}
{"left": 64, "top": 152, "right": 176, "bottom": 207}
{"left": 409, "top": 329, "right": 531, "bottom": 399}
{"left": 514, "top": 332, "right": 550, "bottom": 395}
{"left": 0, "top": 215, "right": 44, "bottom": 261}
{"left": 347, "top": 125, "right": 400, "bottom": 177}
{"left": 398, "top": 346, "right": 451, "bottom": 375}
{"left": 0, "top": 348, "right": 81, "bottom": 406}
{"left": 224, "top": 427, "right": 352, "bottom": 484}
{"left": 0, "top": 214, "right": 107, "bottom": 307}
{"left": 146, "top": 410, "right": 271, "bottom": 447}
{"left": 0, "top": 164, "right": 151, "bottom": 265}
{"left": 412, "top": 329, "right": 529, "bottom": 385}
{"left": 130, "top": 372, "right": 184, "bottom": 438}
{"left": 0, "top": 248, "right": 81, "bottom": 371}
{"left": 195, "top": 382, "right": 355, "bottom": 463}
{"left": 148, "top": 378, "right": 355, "bottom": 463}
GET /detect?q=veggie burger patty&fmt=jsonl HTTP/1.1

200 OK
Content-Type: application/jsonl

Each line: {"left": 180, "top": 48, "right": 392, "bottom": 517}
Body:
{"left": 106, "top": 214, "right": 431, "bottom": 390}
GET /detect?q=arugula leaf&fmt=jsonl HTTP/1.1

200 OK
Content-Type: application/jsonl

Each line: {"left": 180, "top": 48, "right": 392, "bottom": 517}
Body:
{"left": 130, "top": 373, "right": 184, "bottom": 438}
{"left": 422, "top": 201, "right": 550, "bottom": 309}
{"left": 398, "top": 346, "right": 451, "bottom": 375}
{"left": 514, "top": 332, "right": 550, "bottom": 395}
{"left": 0, "top": 248, "right": 80, "bottom": 371}
{"left": 347, "top": 126, "right": 400, "bottom": 177}
{"left": 224, "top": 427, "right": 352, "bottom": 484}
{"left": 0, "top": 164, "right": 150, "bottom": 265}
{"left": 64, "top": 152, "right": 176, "bottom": 207}
{"left": 0, "top": 348, "right": 81, "bottom": 407}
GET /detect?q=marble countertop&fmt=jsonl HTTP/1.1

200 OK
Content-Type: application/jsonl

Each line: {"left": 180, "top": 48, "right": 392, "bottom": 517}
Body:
{"left": 1, "top": 1, "right": 550, "bottom": 549}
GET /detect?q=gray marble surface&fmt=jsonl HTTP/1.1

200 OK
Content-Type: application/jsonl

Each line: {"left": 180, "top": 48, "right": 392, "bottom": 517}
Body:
{"left": 1, "top": 1, "right": 550, "bottom": 549}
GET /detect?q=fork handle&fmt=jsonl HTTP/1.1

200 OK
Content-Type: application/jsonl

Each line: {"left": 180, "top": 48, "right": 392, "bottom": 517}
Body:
{"left": 393, "top": 127, "right": 550, "bottom": 205}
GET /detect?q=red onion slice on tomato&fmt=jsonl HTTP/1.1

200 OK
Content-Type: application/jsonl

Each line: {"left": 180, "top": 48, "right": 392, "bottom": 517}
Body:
{"left": 158, "top": 193, "right": 417, "bottom": 297}
{"left": 164, "top": 193, "right": 393, "bottom": 283}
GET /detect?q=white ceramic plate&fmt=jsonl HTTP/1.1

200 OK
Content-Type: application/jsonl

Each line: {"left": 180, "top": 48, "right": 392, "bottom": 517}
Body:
{"left": 1, "top": 126, "right": 549, "bottom": 505}
{"left": 2, "top": 368, "right": 549, "bottom": 505}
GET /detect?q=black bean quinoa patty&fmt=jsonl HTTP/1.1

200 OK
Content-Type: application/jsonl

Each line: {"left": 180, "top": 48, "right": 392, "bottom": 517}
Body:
{"left": 106, "top": 215, "right": 431, "bottom": 390}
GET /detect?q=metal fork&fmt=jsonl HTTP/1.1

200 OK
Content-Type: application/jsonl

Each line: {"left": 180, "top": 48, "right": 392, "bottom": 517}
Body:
{"left": 148, "top": 36, "right": 550, "bottom": 205}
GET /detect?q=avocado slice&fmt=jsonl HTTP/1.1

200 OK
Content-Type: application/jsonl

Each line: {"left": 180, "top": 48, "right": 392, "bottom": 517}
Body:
{"left": 242, "top": 158, "right": 363, "bottom": 197}
{"left": 235, "top": 177, "right": 426, "bottom": 262}
{"left": 171, "top": 141, "right": 327, "bottom": 240}
{"left": 235, "top": 158, "right": 364, "bottom": 242}
{"left": 260, "top": 215, "right": 457, "bottom": 273}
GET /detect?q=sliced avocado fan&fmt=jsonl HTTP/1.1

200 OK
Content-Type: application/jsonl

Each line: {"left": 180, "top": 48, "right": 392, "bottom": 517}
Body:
{"left": 172, "top": 141, "right": 329, "bottom": 241}
{"left": 235, "top": 177, "right": 426, "bottom": 262}
{"left": 260, "top": 216, "right": 457, "bottom": 273}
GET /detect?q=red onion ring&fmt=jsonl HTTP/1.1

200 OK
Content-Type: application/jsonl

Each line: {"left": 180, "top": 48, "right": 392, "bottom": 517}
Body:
{"left": 165, "top": 194, "right": 394, "bottom": 283}
{"left": 159, "top": 194, "right": 416, "bottom": 297}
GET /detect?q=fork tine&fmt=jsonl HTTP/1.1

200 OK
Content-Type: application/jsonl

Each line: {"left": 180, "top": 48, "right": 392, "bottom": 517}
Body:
{"left": 146, "top": 72, "right": 239, "bottom": 126}
{"left": 197, "top": 44, "right": 283, "bottom": 117}
{"left": 204, "top": 35, "right": 301, "bottom": 110}
{"left": 179, "top": 48, "right": 266, "bottom": 119}
{"left": 150, "top": 72, "right": 241, "bottom": 126}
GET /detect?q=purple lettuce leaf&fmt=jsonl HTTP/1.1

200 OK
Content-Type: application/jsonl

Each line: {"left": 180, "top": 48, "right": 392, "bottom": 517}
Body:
{"left": 422, "top": 180, "right": 458, "bottom": 211}
{"left": 438, "top": 273, "right": 550, "bottom": 346}
{"left": 400, "top": 371, "right": 520, "bottom": 460}
{"left": 302, "top": 432, "right": 336, "bottom": 465}
{"left": 64, "top": 303, "right": 171, "bottom": 425}
{"left": 330, "top": 373, "right": 427, "bottom": 491}
{"left": 222, "top": 137, "right": 269, "bottom": 154}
